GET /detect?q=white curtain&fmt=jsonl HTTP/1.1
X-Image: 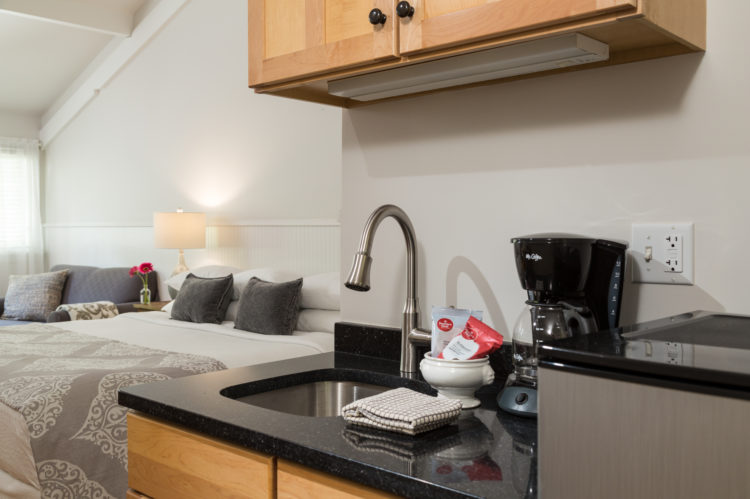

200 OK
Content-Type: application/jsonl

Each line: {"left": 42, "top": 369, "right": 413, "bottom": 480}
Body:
{"left": 0, "top": 137, "right": 44, "bottom": 293}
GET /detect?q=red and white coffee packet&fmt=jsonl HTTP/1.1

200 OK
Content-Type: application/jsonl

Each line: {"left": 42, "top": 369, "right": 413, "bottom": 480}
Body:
{"left": 438, "top": 316, "right": 504, "bottom": 360}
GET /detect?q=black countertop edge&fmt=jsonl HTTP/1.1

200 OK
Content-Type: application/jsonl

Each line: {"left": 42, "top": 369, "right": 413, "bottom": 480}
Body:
{"left": 120, "top": 390, "right": 483, "bottom": 499}
{"left": 539, "top": 359, "right": 750, "bottom": 402}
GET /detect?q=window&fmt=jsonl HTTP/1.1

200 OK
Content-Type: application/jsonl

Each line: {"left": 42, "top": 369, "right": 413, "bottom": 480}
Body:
{"left": 0, "top": 137, "right": 43, "bottom": 286}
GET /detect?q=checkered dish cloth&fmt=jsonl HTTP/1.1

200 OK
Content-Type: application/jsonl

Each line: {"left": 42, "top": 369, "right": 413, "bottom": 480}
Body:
{"left": 341, "top": 388, "right": 462, "bottom": 435}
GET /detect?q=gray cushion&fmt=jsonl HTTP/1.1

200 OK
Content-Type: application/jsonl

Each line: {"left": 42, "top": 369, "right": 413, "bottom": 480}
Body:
{"left": 1, "top": 270, "right": 69, "bottom": 321}
{"left": 47, "top": 310, "right": 71, "bottom": 323}
{"left": 234, "top": 277, "right": 303, "bottom": 335}
{"left": 171, "top": 274, "right": 233, "bottom": 324}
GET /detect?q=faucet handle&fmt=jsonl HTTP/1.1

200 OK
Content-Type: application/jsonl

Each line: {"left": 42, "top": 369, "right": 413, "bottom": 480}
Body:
{"left": 409, "top": 327, "right": 431, "bottom": 345}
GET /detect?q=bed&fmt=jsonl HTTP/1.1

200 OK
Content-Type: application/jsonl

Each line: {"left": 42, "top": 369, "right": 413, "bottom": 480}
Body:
{"left": 0, "top": 268, "right": 339, "bottom": 499}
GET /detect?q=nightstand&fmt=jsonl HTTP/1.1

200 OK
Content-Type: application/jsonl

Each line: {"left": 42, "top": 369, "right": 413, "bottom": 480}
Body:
{"left": 133, "top": 301, "right": 170, "bottom": 312}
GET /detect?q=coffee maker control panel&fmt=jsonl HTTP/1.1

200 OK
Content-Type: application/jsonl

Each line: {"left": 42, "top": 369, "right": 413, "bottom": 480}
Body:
{"left": 607, "top": 256, "right": 624, "bottom": 329}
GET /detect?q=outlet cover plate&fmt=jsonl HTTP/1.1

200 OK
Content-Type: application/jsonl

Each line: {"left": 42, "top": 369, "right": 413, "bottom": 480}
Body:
{"left": 631, "top": 223, "right": 694, "bottom": 285}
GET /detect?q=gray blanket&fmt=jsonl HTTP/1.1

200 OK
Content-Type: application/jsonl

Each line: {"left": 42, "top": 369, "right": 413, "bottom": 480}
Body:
{"left": 0, "top": 323, "right": 227, "bottom": 498}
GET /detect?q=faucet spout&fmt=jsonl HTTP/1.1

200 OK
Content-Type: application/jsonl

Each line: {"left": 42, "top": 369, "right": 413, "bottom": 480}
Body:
{"left": 345, "top": 204, "right": 429, "bottom": 375}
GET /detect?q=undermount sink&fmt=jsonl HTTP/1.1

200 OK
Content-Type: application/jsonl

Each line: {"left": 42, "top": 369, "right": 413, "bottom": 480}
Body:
{"left": 220, "top": 368, "right": 433, "bottom": 418}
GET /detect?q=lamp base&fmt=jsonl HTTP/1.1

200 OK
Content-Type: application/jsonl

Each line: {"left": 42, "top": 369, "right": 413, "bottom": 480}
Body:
{"left": 170, "top": 249, "right": 190, "bottom": 276}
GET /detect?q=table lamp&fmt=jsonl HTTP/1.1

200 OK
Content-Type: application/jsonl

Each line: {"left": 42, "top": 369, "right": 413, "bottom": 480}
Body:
{"left": 154, "top": 209, "right": 206, "bottom": 276}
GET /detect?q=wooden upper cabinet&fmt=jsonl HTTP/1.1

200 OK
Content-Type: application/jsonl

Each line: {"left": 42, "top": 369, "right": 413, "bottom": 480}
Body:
{"left": 249, "top": 0, "right": 705, "bottom": 105}
{"left": 249, "top": 0, "right": 399, "bottom": 86}
{"left": 399, "top": 0, "right": 638, "bottom": 55}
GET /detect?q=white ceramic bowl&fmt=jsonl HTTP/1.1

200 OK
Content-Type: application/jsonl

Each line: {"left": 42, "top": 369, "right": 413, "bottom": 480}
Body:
{"left": 419, "top": 353, "right": 495, "bottom": 409}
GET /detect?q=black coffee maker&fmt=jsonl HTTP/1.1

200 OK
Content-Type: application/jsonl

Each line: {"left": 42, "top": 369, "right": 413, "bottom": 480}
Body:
{"left": 498, "top": 234, "right": 626, "bottom": 417}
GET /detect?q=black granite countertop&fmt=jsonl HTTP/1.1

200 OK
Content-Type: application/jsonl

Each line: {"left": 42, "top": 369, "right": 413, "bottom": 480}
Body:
{"left": 539, "top": 311, "right": 750, "bottom": 400}
{"left": 119, "top": 345, "right": 536, "bottom": 499}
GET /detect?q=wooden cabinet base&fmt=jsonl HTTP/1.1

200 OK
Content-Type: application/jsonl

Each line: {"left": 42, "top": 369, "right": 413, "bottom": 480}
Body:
{"left": 127, "top": 413, "right": 275, "bottom": 499}
{"left": 277, "top": 460, "right": 400, "bottom": 499}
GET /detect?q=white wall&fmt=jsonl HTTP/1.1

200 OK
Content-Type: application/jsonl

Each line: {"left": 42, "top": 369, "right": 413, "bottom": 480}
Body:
{"left": 340, "top": 0, "right": 749, "bottom": 338}
{"left": 42, "top": 0, "right": 342, "bottom": 284}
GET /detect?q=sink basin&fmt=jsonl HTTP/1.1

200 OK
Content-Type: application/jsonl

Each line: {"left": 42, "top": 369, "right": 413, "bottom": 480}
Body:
{"left": 220, "top": 368, "right": 433, "bottom": 418}
{"left": 232, "top": 380, "right": 389, "bottom": 417}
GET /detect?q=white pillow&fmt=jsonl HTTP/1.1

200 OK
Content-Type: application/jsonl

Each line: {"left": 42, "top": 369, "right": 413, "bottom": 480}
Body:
{"left": 165, "top": 265, "right": 240, "bottom": 293}
{"left": 296, "top": 308, "right": 339, "bottom": 333}
{"left": 232, "top": 268, "right": 301, "bottom": 300}
{"left": 161, "top": 300, "right": 174, "bottom": 314}
{"left": 224, "top": 300, "right": 239, "bottom": 323}
{"left": 300, "top": 272, "right": 340, "bottom": 311}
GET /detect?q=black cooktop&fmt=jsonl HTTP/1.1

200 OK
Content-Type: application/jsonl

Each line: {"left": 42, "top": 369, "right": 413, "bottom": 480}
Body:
{"left": 539, "top": 311, "right": 750, "bottom": 398}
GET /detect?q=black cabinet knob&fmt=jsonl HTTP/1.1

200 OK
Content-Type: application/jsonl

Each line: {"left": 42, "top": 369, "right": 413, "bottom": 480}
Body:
{"left": 368, "top": 8, "right": 387, "bottom": 25}
{"left": 396, "top": 1, "right": 414, "bottom": 18}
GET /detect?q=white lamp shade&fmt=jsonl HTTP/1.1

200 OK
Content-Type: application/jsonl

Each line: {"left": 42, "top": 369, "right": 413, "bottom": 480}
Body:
{"left": 153, "top": 212, "right": 206, "bottom": 249}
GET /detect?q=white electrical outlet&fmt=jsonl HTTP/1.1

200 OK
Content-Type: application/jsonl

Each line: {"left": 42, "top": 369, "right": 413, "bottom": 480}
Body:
{"left": 631, "top": 223, "right": 694, "bottom": 285}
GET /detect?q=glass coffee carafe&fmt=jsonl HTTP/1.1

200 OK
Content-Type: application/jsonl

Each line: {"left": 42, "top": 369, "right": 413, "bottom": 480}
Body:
{"left": 510, "top": 303, "right": 596, "bottom": 384}
{"left": 500, "top": 302, "right": 596, "bottom": 417}
{"left": 511, "top": 304, "right": 574, "bottom": 386}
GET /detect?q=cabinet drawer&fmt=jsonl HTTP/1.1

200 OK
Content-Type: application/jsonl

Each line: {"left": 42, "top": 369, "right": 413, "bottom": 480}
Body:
{"left": 277, "top": 459, "right": 400, "bottom": 499}
{"left": 128, "top": 413, "right": 275, "bottom": 499}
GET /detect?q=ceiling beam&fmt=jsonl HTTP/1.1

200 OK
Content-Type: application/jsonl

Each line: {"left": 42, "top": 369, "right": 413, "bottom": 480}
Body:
{"left": 0, "top": 0, "right": 133, "bottom": 36}
{"left": 39, "top": 0, "right": 188, "bottom": 147}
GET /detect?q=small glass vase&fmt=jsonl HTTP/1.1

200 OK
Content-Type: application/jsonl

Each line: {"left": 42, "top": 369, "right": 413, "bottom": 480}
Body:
{"left": 139, "top": 287, "right": 151, "bottom": 305}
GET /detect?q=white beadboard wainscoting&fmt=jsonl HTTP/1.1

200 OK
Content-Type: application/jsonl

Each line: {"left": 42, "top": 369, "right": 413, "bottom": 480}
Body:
{"left": 44, "top": 221, "right": 340, "bottom": 300}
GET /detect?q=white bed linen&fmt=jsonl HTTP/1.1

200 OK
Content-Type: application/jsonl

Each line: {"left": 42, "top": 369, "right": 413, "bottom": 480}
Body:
{"left": 56, "top": 312, "right": 334, "bottom": 368}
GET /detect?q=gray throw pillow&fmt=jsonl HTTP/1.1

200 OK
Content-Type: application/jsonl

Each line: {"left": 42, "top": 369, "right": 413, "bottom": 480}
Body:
{"left": 1, "top": 270, "right": 69, "bottom": 321}
{"left": 234, "top": 277, "right": 303, "bottom": 335}
{"left": 170, "top": 273, "right": 233, "bottom": 324}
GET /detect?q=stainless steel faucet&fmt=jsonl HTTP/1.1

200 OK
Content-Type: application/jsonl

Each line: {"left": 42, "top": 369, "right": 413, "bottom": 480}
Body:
{"left": 345, "top": 204, "right": 431, "bottom": 376}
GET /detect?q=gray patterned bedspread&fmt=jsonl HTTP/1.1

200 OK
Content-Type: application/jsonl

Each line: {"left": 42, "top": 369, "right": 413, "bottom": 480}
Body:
{"left": 0, "top": 323, "right": 227, "bottom": 498}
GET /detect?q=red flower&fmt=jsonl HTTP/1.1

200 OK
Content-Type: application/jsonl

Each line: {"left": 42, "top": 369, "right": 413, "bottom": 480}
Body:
{"left": 138, "top": 262, "right": 154, "bottom": 274}
{"left": 129, "top": 266, "right": 138, "bottom": 277}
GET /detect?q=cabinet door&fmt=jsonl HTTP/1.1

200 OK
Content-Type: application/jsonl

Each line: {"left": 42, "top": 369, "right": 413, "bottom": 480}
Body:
{"left": 277, "top": 459, "right": 400, "bottom": 499}
{"left": 250, "top": 0, "right": 399, "bottom": 86}
{"left": 399, "top": 0, "right": 638, "bottom": 55}
{"left": 128, "top": 413, "right": 275, "bottom": 499}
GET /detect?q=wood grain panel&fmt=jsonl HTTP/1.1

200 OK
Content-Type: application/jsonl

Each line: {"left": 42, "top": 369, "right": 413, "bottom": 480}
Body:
{"left": 538, "top": 368, "right": 750, "bottom": 499}
{"left": 326, "top": 0, "right": 374, "bottom": 44}
{"left": 128, "top": 413, "right": 275, "bottom": 499}
{"left": 248, "top": 0, "right": 266, "bottom": 85}
{"left": 400, "top": 0, "right": 637, "bottom": 54}
{"left": 126, "top": 490, "right": 151, "bottom": 499}
{"left": 306, "top": 0, "right": 325, "bottom": 48}
{"left": 265, "top": 0, "right": 307, "bottom": 59}
{"left": 425, "top": 0, "right": 490, "bottom": 19}
{"left": 250, "top": 0, "right": 398, "bottom": 85}
{"left": 642, "top": 0, "right": 706, "bottom": 49}
{"left": 277, "top": 460, "right": 400, "bottom": 499}
{"left": 426, "top": 0, "right": 635, "bottom": 18}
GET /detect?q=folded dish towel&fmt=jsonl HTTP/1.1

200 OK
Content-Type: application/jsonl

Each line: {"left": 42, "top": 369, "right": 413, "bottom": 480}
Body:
{"left": 341, "top": 388, "right": 462, "bottom": 435}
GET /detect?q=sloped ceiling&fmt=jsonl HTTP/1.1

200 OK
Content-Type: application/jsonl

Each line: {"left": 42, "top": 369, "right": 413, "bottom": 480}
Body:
{"left": 0, "top": 0, "right": 147, "bottom": 118}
